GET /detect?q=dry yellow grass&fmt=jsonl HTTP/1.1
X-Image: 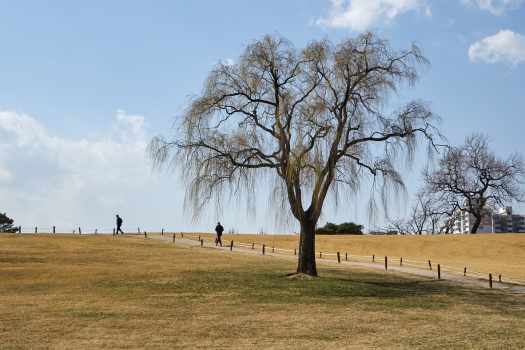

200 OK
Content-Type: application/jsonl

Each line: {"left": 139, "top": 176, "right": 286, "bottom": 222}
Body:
{"left": 1, "top": 234, "right": 525, "bottom": 349}
{"left": 183, "top": 233, "right": 525, "bottom": 283}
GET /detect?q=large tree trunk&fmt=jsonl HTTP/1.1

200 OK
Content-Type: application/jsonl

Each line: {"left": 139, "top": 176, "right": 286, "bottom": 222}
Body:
{"left": 297, "top": 217, "right": 317, "bottom": 276}
{"left": 470, "top": 215, "right": 481, "bottom": 234}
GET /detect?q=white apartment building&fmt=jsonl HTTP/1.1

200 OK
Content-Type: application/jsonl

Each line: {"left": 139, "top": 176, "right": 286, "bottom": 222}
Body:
{"left": 453, "top": 206, "right": 525, "bottom": 234}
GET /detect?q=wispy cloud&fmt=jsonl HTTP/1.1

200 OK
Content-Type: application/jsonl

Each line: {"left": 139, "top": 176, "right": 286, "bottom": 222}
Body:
{"left": 317, "top": 0, "right": 431, "bottom": 31}
{"left": 462, "top": 0, "right": 524, "bottom": 15}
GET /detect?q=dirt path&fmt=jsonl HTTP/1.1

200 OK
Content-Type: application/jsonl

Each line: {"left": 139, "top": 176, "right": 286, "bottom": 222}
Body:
{"left": 146, "top": 234, "right": 525, "bottom": 294}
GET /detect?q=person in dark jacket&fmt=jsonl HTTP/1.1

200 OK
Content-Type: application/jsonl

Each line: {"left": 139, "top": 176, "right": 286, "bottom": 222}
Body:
{"left": 215, "top": 222, "right": 224, "bottom": 247}
{"left": 116, "top": 214, "right": 124, "bottom": 235}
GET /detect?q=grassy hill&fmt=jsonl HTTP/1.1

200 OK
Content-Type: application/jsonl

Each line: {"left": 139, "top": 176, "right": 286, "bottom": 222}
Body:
{"left": 1, "top": 234, "right": 524, "bottom": 349}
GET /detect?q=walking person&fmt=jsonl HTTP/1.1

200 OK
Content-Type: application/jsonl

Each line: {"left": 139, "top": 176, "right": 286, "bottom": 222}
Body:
{"left": 116, "top": 214, "right": 124, "bottom": 235}
{"left": 215, "top": 222, "right": 224, "bottom": 247}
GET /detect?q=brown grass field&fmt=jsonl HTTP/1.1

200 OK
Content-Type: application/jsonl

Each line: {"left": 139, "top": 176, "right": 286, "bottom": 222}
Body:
{"left": 1, "top": 234, "right": 525, "bottom": 349}
{"left": 184, "top": 232, "right": 525, "bottom": 283}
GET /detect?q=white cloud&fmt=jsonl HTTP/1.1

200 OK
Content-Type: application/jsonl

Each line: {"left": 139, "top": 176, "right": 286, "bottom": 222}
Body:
{"left": 462, "top": 0, "right": 524, "bottom": 15}
{"left": 469, "top": 30, "right": 525, "bottom": 65}
{"left": 317, "top": 0, "right": 430, "bottom": 31}
{"left": 0, "top": 110, "right": 168, "bottom": 230}
{"left": 0, "top": 110, "right": 299, "bottom": 233}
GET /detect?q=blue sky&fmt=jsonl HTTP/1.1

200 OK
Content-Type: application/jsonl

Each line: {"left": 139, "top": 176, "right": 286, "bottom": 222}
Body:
{"left": 1, "top": 0, "right": 524, "bottom": 233}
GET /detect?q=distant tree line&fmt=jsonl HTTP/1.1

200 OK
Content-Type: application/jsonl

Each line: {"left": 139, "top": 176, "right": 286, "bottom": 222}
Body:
{"left": 316, "top": 222, "right": 363, "bottom": 235}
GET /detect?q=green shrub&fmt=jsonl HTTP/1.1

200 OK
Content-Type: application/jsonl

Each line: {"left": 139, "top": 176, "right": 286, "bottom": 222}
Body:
{"left": 316, "top": 222, "right": 363, "bottom": 235}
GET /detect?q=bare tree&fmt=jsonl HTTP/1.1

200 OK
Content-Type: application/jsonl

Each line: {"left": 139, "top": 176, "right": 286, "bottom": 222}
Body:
{"left": 425, "top": 134, "right": 525, "bottom": 233}
{"left": 409, "top": 191, "right": 433, "bottom": 234}
{"left": 428, "top": 191, "right": 460, "bottom": 234}
{"left": 387, "top": 192, "right": 428, "bottom": 235}
{"left": 149, "top": 33, "right": 441, "bottom": 276}
{"left": 386, "top": 218, "right": 410, "bottom": 235}
{"left": 387, "top": 190, "right": 456, "bottom": 235}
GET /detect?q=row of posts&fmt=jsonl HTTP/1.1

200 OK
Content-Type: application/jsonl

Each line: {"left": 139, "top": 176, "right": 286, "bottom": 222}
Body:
{"left": 19, "top": 226, "right": 108, "bottom": 235}
{"left": 192, "top": 236, "right": 501, "bottom": 289}
{"left": 16, "top": 227, "right": 175, "bottom": 239}
{"left": 158, "top": 233, "right": 504, "bottom": 289}
{"left": 18, "top": 227, "right": 167, "bottom": 236}
{"left": 16, "top": 228, "right": 503, "bottom": 289}
{"left": 20, "top": 226, "right": 88, "bottom": 235}
{"left": 375, "top": 255, "right": 499, "bottom": 288}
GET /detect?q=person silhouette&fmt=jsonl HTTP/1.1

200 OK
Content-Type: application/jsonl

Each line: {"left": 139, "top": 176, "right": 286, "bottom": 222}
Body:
{"left": 116, "top": 214, "right": 124, "bottom": 235}
{"left": 215, "top": 222, "right": 224, "bottom": 247}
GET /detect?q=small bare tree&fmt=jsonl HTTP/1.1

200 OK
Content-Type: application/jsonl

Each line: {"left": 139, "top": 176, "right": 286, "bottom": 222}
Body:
{"left": 387, "top": 190, "right": 456, "bottom": 235}
{"left": 150, "top": 33, "right": 441, "bottom": 276}
{"left": 409, "top": 191, "right": 434, "bottom": 234}
{"left": 425, "top": 134, "right": 525, "bottom": 233}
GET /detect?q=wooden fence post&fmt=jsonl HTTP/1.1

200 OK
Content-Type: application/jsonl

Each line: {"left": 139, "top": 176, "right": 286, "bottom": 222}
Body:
{"left": 437, "top": 264, "right": 441, "bottom": 280}
{"left": 79, "top": 227, "right": 82, "bottom": 235}
{"left": 144, "top": 231, "right": 147, "bottom": 238}
{"left": 489, "top": 273, "right": 493, "bottom": 289}
{"left": 161, "top": 228, "right": 164, "bottom": 236}
{"left": 52, "top": 226, "right": 56, "bottom": 234}
{"left": 498, "top": 274, "right": 502, "bottom": 283}
{"left": 230, "top": 240, "right": 233, "bottom": 251}
{"left": 252, "top": 243, "right": 255, "bottom": 250}
{"left": 198, "top": 235, "right": 201, "bottom": 242}
{"left": 337, "top": 252, "right": 341, "bottom": 263}
{"left": 173, "top": 233, "right": 176, "bottom": 242}
{"left": 319, "top": 252, "right": 322, "bottom": 259}
{"left": 385, "top": 256, "right": 388, "bottom": 271}
{"left": 464, "top": 267, "right": 467, "bottom": 276}
{"left": 201, "top": 239, "right": 204, "bottom": 248}
{"left": 372, "top": 254, "right": 375, "bottom": 262}
{"left": 345, "top": 252, "right": 348, "bottom": 261}
{"left": 181, "top": 233, "right": 184, "bottom": 239}
{"left": 262, "top": 244, "right": 265, "bottom": 255}
{"left": 137, "top": 227, "right": 140, "bottom": 234}
{"left": 294, "top": 248, "right": 297, "bottom": 256}
{"left": 272, "top": 246, "right": 275, "bottom": 253}
{"left": 400, "top": 257, "right": 403, "bottom": 266}
{"left": 428, "top": 260, "right": 432, "bottom": 270}
{"left": 34, "top": 226, "right": 37, "bottom": 234}
{"left": 18, "top": 226, "right": 22, "bottom": 234}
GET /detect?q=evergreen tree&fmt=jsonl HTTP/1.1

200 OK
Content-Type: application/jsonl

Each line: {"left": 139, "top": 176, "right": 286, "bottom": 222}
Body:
{"left": 0, "top": 212, "right": 15, "bottom": 232}
{"left": 316, "top": 222, "right": 363, "bottom": 235}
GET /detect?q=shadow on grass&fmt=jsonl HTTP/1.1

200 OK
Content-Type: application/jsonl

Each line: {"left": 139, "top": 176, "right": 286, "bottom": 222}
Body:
{"left": 123, "top": 265, "right": 524, "bottom": 316}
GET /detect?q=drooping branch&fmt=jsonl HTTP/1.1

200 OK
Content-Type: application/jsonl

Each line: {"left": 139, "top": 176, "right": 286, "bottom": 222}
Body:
{"left": 150, "top": 32, "right": 442, "bottom": 231}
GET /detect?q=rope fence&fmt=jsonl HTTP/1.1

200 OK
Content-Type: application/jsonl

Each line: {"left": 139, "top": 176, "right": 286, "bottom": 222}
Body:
{"left": 14, "top": 226, "right": 151, "bottom": 235}
{"left": 6, "top": 227, "right": 525, "bottom": 288}
{"left": 175, "top": 233, "right": 525, "bottom": 289}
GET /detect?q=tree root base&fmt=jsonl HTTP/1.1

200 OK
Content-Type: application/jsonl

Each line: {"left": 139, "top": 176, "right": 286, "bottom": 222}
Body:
{"left": 286, "top": 272, "right": 317, "bottom": 280}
